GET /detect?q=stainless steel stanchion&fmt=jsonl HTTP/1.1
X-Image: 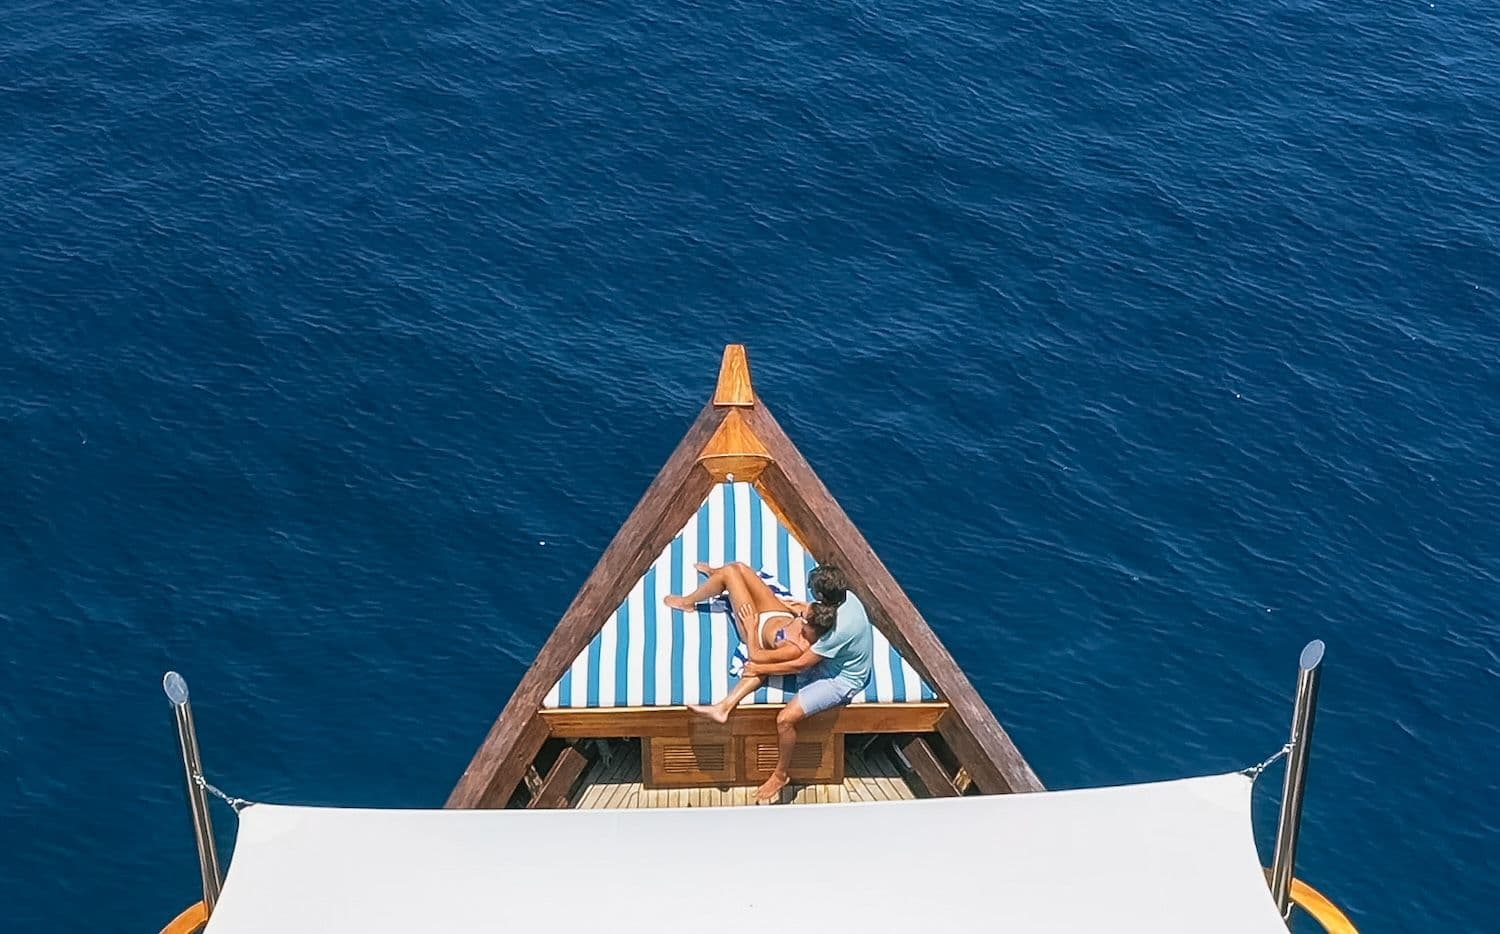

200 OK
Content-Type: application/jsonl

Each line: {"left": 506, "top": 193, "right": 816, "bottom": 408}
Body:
{"left": 164, "top": 671, "right": 223, "bottom": 913}
{"left": 1269, "top": 640, "right": 1324, "bottom": 919}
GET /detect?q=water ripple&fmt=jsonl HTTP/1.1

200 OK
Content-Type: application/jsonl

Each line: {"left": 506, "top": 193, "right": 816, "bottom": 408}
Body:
{"left": 2, "top": 0, "right": 1498, "bottom": 928}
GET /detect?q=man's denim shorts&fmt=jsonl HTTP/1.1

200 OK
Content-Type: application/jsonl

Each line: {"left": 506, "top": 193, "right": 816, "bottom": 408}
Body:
{"left": 794, "top": 665, "right": 860, "bottom": 716}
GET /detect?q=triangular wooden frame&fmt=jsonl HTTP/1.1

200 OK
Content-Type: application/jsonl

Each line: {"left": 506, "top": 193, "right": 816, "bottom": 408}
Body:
{"left": 446, "top": 346, "right": 1041, "bottom": 808}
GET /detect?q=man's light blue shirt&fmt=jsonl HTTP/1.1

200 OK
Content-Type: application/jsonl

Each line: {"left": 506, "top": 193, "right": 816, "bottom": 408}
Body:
{"left": 810, "top": 593, "right": 874, "bottom": 692}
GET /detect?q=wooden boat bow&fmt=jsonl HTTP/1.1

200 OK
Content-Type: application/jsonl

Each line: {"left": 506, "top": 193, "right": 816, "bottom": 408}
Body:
{"left": 445, "top": 344, "right": 1041, "bottom": 808}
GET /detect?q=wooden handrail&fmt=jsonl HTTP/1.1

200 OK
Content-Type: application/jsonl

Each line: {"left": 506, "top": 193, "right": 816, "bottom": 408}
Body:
{"left": 1290, "top": 877, "right": 1359, "bottom": 934}
{"left": 159, "top": 900, "right": 208, "bottom": 934}
{"left": 1262, "top": 868, "right": 1358, "bottom": 933}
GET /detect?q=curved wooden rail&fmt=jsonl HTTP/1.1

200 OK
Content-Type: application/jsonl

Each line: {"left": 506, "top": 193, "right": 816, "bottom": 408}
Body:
{"left": 1290, "top": 877, "right": 1359, "bottom": 934}
{"left": 159, "top": 900, "right": 208, "bottom": 934}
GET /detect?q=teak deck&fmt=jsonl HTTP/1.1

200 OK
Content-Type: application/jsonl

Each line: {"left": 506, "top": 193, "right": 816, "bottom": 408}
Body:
{"left": 447, "top": 346, "right": 1042, "bottom": 809}
{"left": 573, "top": 741, "right": 917, "bottom": 808}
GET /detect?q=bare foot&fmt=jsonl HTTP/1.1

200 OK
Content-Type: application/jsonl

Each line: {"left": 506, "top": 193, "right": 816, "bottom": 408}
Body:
{"left": 663, "top": 595, "right": 694, "bottom": 611}
{"left": 694, "top": 561, "right": 715, "bottom": 576}
{"left": 688, "top": 704, "right": 729, "bottom": 724}
{"left": 754, "top": 773, "right": 789, "bottom": 804}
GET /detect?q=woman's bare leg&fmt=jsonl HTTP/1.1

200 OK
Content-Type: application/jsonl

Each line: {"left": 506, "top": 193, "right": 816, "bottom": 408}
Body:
{"left": 679, "top": 562, "right": 784, "bottom": 613}
{"left": 724, "top": 563, "right": 791, "bottom": 615}
{"left": 665, "top": 563, "right": 760, "bottom": 645}
{"left": 688, "top": 675, "right": 764, "bottom": 724}
{"left": 664, "top": 565, "right": 737, "bottom": 611}
{"left": 675, "top": 563, "right": 786, "bottom": 721}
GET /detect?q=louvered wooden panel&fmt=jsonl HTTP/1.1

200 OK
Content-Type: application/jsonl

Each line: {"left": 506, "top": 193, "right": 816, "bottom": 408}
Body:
{"left": 643, "top": 737, "right": 734, "bottom": 788}
{"left": 662, "top": 742, "right": 727, "bottom": 773}
{"left": 739, "top": 734, "right": 842, "bottom": 783}
{"left": 754, "top": 741, "right": 823, "bottom": 772}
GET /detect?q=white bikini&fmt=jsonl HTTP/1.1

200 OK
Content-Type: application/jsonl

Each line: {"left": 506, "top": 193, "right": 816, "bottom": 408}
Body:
{"left": 755, "top": 610, "right": 795, "bottom": 650}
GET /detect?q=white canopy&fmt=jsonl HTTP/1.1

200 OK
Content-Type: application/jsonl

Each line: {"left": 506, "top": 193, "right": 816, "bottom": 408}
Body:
{"left": 204, "top": 772, "right": 1288, "bottom": 933}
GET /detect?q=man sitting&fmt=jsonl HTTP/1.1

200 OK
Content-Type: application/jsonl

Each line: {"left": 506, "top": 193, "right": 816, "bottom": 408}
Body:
{"left": 686, "top": 564, "right": 873, "bottom": 802}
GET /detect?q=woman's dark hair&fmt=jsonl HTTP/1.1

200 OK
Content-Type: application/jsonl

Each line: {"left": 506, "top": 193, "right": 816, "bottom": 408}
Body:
{"left": 807, "top": 565, "right": 848, "bottom": 606}
{"left": 803, "top": 601, "right": 839, "bottom": 641}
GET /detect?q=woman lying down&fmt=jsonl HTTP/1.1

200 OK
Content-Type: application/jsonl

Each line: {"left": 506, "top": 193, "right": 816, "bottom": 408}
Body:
{"left": 664, "top": 561, "right": 838, "bottom": 724}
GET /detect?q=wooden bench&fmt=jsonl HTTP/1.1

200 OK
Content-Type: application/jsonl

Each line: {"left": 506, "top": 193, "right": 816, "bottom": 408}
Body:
{"left": 541, "top": 703, "right": 948, "bottom": 788}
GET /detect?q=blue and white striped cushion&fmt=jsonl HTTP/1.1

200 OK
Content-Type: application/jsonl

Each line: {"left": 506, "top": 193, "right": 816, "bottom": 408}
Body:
{"left": 542, "top": 482, "right": 939, "bottom": 708}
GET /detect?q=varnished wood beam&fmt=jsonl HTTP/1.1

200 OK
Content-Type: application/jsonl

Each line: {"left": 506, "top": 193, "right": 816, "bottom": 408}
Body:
{"left": 446, "top": 402, "right": 728, "bottom": 808}
{"left": 712, "top": 344, "right": 756, "bottom": 407}
{"left": 742, "top": 403, "right": 1044, "bottom": 795}
{"left": 899, "top": 735, "right": 961, "bottom": 797}
{"left": 526, "top": 745, "right": 592, "bottom": 809}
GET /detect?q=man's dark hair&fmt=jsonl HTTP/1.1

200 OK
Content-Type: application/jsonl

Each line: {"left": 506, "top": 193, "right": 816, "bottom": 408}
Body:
{"left": 803, "top": 601, "right": 839, "bottom": 640}
{"left": 807, "top": 564, "right": 848, "bottom": 606}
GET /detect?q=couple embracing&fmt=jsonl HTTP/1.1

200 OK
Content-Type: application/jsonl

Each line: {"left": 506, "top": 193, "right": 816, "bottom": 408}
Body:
{"left": 664, "top": 562, "right": 872, "bottom": 802}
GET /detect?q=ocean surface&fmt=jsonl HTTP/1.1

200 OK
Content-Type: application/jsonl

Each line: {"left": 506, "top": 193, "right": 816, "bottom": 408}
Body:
{"left": 3, "top": 0, "right": 1497, "bottom": 928}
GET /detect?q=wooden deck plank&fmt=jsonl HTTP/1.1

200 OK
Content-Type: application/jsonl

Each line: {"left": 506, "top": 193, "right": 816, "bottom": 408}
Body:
{"left": 843, "top": 751, "right": 867, "bottom": 802}
{"left": 861, "top": 751, "right": 897, "bottom": 801}
{"left": 610, "top": 761, "right": 639, "bottom": 809}
{"left": 874, "top": 750, "right": 914, "bottom": 801}
{"left": 847, "top": 779, "right": 864, "bottom": 802}
{"left": 599, "top": 753, "right": 634, "bottom": 810}
{"left": 574, "top": 758, "right": 611, "bottom": 808}
{"left": 587, "top": 767, "right": 617, "bottom": 810}
{"left": 573, "top": 739, "right": 920, "bottom": 810}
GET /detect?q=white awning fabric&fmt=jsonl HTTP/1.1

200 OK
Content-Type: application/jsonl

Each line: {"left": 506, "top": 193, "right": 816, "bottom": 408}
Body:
{"left": 203, "top": 772, "right": 1289, "bottom": 933}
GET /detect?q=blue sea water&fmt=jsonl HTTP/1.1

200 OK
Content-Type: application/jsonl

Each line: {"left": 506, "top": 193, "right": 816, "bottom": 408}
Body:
{"left": 3, "top": 0, "right": 1498, "bottom": 928}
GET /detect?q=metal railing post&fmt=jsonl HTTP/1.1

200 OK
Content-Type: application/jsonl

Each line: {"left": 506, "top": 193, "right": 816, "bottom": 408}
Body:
{"left": 1269, "top": 640, "right": 1324, "bottom": 919}
{"left": 164, "top": 671, "right": 223, "bottom": 913}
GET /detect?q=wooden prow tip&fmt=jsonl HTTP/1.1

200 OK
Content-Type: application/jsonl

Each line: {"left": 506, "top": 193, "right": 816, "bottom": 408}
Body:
{"left": 713, "top": 345, "right": 755, "bottom": 407}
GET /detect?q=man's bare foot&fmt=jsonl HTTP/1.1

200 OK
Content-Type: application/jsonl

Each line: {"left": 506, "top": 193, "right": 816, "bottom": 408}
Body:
{"left": 687, "top": 704, "right": 729, "bottom": 724}
{"left": 694, "top": 561, "right": 715, "bottom": 576}
{"left": 754, "top": 773, "right": 789, "bottom": 804}
{"left": 663, "top": 595, "right": 694, "bottom": 611}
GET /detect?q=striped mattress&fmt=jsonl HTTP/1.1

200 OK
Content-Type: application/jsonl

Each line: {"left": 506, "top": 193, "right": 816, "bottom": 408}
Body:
{"left": 544, "top": 482, "right": 938, "bottom": 708}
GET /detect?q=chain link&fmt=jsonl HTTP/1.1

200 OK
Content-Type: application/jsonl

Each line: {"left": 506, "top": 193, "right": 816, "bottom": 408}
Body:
{"left": 1241, "top": 743, "right": 1292, "bottom": 781}
{"left": 194, "top": 771, "right": 253, "bottom": 812}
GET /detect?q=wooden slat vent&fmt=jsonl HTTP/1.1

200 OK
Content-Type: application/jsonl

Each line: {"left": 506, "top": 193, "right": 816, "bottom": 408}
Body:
{"left": 660, "top": 743, "right": 728, "bottom": 774}
{"left": 754, "top": 741, "right": 824, "bottom": 772}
